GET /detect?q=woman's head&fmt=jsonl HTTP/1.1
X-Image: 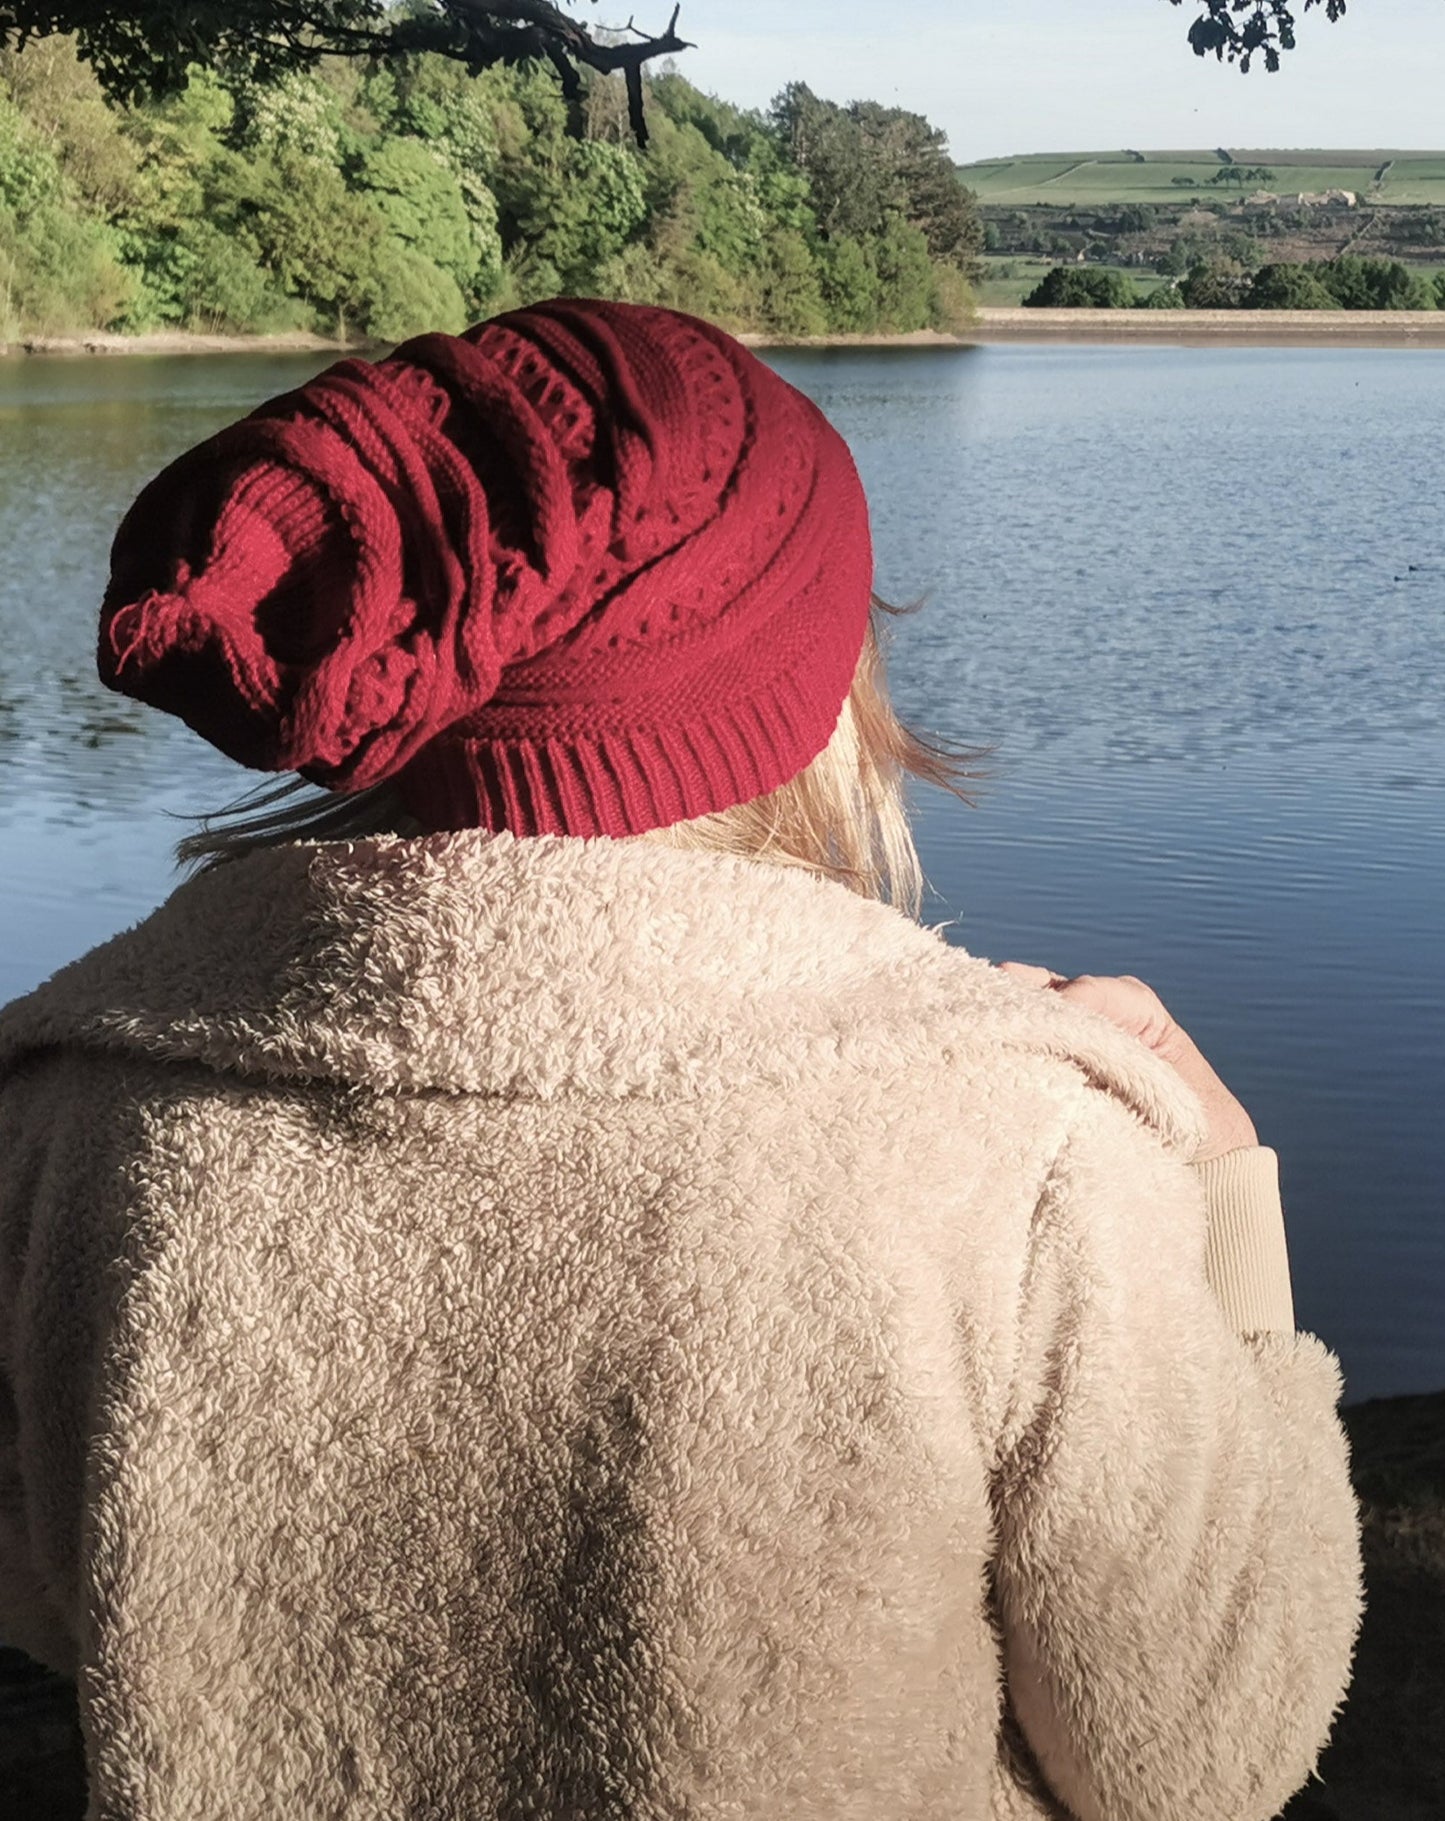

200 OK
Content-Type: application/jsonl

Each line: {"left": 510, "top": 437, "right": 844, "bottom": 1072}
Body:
{"left": 175, "top": 595, "right": 985, "bottom": 922}
{"left": 100, "top": 297, "right": 983, "bottom": 918}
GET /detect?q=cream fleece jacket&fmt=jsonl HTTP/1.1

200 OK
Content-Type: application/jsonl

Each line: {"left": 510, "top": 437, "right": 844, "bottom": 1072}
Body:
{"left": 0, "top": 830, "right": 1362, "bottom": 1821}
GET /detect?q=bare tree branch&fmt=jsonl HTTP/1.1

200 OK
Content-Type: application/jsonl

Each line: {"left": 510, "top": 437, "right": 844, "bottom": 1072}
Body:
{"left": 447, "top": 1, "right": 692, "bottom": 145}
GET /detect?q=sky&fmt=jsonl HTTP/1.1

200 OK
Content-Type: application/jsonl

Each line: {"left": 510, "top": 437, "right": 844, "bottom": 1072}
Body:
{"left": 658, "top": 0, "right": 1445, "bottom": 163}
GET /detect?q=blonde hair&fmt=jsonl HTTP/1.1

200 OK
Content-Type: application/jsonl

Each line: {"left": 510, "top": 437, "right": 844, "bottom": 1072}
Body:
{"left": 173, "top": 596, "right": 990, "bottom": 924}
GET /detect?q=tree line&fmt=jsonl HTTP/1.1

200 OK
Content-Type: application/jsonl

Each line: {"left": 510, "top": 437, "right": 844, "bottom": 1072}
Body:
{"left": 1024, "top": 255, "right": 1443, "bottom": 312}
{"left": 0, "top": 35, "right": 983, "bottom": 342}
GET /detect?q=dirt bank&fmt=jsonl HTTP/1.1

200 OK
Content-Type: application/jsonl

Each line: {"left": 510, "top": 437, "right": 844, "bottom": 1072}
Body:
{"left": 736, "top": 327, "right": 977, "bottom": 348}
{"left": 9, "top": 326, "right": 967, "bottom": 357}
{"left": 968, "top": 307, "right": 1445, "bottom": 345}
{"left": 1296, "top": 1389, "right": 1445, "bottom": 1819}
{"left": 2, "top": 330, "right": 379, "bottom": 357}
{"left": 744, "top": 310, "right": 1445, "bottom": 349}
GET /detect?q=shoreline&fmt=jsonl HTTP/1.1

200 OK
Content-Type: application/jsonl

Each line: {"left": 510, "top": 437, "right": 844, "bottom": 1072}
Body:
{"left": 8, "top": 310, "right": 1445, "bottom": 360}
{"left": 1, "top": 330, "right": 379, "bottom": 359}
{"left": 748, "top": 309, "right": 1445, "bottom": 349}
{"left": 965, "top": 307, "right": 1445, "bottom": 346}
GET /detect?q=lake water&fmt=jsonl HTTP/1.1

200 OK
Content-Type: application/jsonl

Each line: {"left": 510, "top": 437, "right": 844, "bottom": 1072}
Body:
{"left": 0, "top": 341, "right": 1441, "bottom": 1403}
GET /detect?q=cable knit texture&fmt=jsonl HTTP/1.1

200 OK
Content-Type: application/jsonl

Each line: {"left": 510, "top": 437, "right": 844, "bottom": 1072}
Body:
{"left": 97, "top": 299, "right": 872, "bottom": 836}
{"left": 0, "top": 833, "right": 1361, "bottom": 1820}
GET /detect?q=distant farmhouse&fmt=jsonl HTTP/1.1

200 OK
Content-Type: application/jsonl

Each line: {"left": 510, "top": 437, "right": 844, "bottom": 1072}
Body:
{"left": 1249, "top": 189, "right": 1357, "bottom": 207}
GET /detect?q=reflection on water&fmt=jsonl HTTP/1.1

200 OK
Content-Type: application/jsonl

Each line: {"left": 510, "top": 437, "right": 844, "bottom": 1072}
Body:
{"left": 772, "top": 341, "right": 1445, "bottom": 762}
{"left": 1, "top": 343, "right": 1442, "bottom": 1401}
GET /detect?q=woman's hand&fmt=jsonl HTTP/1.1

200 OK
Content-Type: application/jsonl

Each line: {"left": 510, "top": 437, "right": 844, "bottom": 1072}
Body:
{"left": 996, "top": 964, "right": 1259, "bottom": 1164}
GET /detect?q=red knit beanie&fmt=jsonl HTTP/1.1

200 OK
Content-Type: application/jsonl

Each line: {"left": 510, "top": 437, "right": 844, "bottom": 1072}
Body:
{"left": 99, "top": 298, "right": 873, "bottom": 837}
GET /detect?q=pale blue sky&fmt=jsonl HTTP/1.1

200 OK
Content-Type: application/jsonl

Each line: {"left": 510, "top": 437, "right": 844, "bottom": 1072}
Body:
{"left": 653, "top": 0, "right": 1445, "bottom": 162}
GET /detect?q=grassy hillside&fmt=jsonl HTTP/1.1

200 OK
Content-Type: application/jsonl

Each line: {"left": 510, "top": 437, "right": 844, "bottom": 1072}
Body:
{"left": 958, "top": 149, "right": 1445, "bottom": 207}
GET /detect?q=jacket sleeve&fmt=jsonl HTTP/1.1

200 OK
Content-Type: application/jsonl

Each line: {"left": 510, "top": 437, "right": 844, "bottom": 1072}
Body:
{"left": 988, "top": 1089, "right": 1363, "bottom": 1821}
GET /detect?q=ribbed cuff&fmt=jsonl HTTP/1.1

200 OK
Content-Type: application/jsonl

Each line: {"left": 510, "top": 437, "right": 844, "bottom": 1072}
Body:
{"left": 1190, "top": 1146, "right": 1296, "bottom": 1335}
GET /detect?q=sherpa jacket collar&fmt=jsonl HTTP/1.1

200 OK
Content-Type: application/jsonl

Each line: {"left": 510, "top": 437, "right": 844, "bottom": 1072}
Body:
{"left": 0, "top": 831, "right": 1207, "bottom": 1154}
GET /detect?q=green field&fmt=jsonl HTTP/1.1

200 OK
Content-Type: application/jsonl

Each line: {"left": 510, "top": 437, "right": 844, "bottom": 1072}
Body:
{"left": 958, "top": 149, "right": 1445, "bottom": 206}
{"left": 975, "top": 258, "right": 1171, "bottom": 307}
{"left": 974, "top": 257, "right": 1056, "bottom": 306}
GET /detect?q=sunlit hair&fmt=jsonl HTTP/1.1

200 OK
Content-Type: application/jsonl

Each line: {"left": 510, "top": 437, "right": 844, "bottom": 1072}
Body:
{"left": 173, "top": 595, "right": 990, "bottom": 924}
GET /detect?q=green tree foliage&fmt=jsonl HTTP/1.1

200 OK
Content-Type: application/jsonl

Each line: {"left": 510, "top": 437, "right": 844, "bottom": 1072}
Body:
{"left": 1210, "top": 162, "right": 1275, "bottom": 189}
{"left": 0, "top": 35, "right": 978, "bottom": 341}
{"left": 771, "top": 83, "right": 983, "bottom": 274}
{"left": 1179, "top": 256, "right": 1253, "bottom": 307}
{"left": 114, "top": 213, "right": 291, "bottom": 332}
{"left": 1179, "top": 254, "right": 1436, "bottom": 312}
{"left": 755, "top": 226, "right": 827, "bottom": 336}
{"left": 1022, "top": 265, "right": 1138, "bottom": 308}
{"left": 501, "top": 141, "right": 648, "bottom": 299}
{"left": 1017, "top": 253, "right": 1438, "bottom": 315}
{"left": 0, "top": 74, "right": 136, "bottom": 330}
{"left": 819, "top": 236, "right": 879, "bottom": 332}
{"left": 872, "top": 214, "right": 936, "bottom": 330}
{"left": 1246, "top": 261, "right": 1335, "bottom": 309}
{"left": 367, "top": 55, "right": 504, "bottom": 305}
{"left": 353, "top": 136, "right": 477, "bottom": 292}
{"left": 231, "top": 64, "right": 346, "bottom": 163}
{"left": 638, "top": 120, "right": 766, "bottom": 296}
{"left": 0, "top": 191, "right": 135, "bottom": 331}
{"left": 0, "top": 86, "right": 59, "bottom": 215}
{"left": 358, "top": 243, "right": 467, "bottom": 337}
{"left": 215, "top": 146, "right": 403, "bottom": 332}
{"left": 1, "top": 36, "right": 141, "bottom": 209}
{"left": 1313, "top": 254, "right": 1435, "bottom": 310}
{"left": 103, "top": 65, "right": 291, "bottom": 329}
{"left": 1107, "top": 204, "right": 1156, "bottom": 234}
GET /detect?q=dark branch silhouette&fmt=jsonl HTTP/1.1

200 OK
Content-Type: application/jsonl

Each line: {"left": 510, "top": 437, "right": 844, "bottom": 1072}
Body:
{"left": 1169, "top": 0, "right": 1348, "bottom": 74}
{"left": 0, "top": 3, "right": 1347, "bottom": 148}
{"left": 0, "top": 2, "right": 692, "bottom": 143}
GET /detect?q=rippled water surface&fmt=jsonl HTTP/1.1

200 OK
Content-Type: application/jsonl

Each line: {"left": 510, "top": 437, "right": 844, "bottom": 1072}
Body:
{"left": 1, "top": 342, "right": 1442, "bottom": 1400}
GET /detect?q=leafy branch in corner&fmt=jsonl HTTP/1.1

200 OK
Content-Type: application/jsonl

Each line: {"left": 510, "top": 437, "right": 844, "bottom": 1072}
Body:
{"left": 0, "top": 1, "right": 692, "bottom": 144}
{"left": 1170, "top": 0, "right": 1348, "bottom": 74}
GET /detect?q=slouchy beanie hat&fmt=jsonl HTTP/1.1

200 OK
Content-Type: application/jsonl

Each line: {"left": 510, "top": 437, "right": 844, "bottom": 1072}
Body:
{"left": 98, "top": 298, "right": 874, "bottom": 838}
